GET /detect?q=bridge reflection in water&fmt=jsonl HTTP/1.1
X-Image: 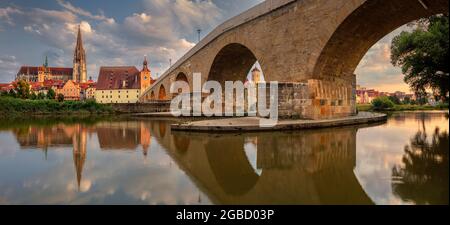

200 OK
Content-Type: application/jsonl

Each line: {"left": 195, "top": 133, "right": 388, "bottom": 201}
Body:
{"left": 166, "top": 127, "right": 374, "bottom": 205}
{"left": 10, "top": 119, "right": 378, "bottom": 205}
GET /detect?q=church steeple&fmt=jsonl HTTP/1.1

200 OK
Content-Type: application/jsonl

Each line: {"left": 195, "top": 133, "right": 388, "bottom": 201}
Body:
{"left": 76, "top": 25, "right": 83, "bottom": 52}
{"left": 140, "top": 55, "right": 153, "bottom": 92}
{"left": 43, "top": 56, "right": 48, "bottom": 67}
{"left": 142, "top": 55, "right": 150, "bottom": 72}
{"left": 73, "top": 24, "right": 87, "bottom": 83}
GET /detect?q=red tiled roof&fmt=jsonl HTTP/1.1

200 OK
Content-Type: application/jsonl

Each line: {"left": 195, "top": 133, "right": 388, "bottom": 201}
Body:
{"left": 79, "top": 82, "right": 96, "bottom": 90}
{"left": 97, "top": 67, "right": 140, "bottom": 90}
{"left": 42, "top": 79, "right": 65, "bottom": 88}
{"left": 17, "top": 66, "right": 73, "bottom": 75}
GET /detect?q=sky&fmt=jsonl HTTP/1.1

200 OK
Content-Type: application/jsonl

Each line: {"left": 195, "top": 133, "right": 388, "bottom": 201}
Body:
{"left": 0, "top": 0, "right": 411, "bottom": 93}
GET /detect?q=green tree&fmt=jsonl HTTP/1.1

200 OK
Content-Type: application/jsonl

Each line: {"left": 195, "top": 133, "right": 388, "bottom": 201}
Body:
{"left": 8, "top": 89, "right": 16, "bottom": 98}
{"left": 57, "top": 93, "right": 65, "bottom": 102}
{"left": 47, "top": 88, "right": 56, "bottom": 100}
{"left": 389, "top": 95, "right": 401, "bottom": 105}
{"left": 391, "top": 15, "right": 449, "bottom": 102}
{"left": 372, "top": 96, "right": 395, "bottom": 110}
{"left": 403, "top": 96, "right": 412, "bottom": 104}
{"left": 13, "top": 80, "right": 31, "bottom": 99}
{"left": 37, "top": 92, "right": 46, "bottom": 100}
{"left": 30, "top": 92, "right": 37, "bottom": 100}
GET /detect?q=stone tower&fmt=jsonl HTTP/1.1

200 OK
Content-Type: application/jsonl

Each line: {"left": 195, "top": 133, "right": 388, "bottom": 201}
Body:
{"left": 251, "top": 67, "right": 261, "bottom": 83}
{"left": 73, "top": 25, "right": 87, "bottom": 83}
{"left": 140, "top": 56, "right": 153, "bottom": 92}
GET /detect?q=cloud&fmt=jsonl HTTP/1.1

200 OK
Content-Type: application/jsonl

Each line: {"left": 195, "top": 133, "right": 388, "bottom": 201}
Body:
{"left": 0, "top": 55, "right": 20, "bottom": 83}
{"left": 0, "top": 0, "right": 265, "bottom": 81}
{"left": 56, "top": 0, "right": 115, "bottom": 24}
{"left": 28, "top": 8, "right": 77, "bottom": 24}
{"left": 355, "top": 25, "right": 413, "bottom": 93}
{"left": 0, "top": 6, "right": 23, "bottom": 30}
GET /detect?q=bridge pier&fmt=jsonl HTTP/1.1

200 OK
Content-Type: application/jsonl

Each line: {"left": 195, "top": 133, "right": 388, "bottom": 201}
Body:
{"left": 259, "top": 77, "right": 356, "bottom": 120}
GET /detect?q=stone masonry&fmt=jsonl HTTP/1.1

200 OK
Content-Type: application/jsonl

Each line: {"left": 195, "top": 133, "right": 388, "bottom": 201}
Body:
{"left": 139, "top": 0, "right": 448, "bottom": 120}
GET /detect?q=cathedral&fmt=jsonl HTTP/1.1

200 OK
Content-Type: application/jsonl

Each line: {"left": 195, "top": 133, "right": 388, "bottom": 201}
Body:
{"left": 72, "top": 25, "right": 87, "bottom": 83}
{"left": 16, "top": 25, "right": 87, "bottom": 83}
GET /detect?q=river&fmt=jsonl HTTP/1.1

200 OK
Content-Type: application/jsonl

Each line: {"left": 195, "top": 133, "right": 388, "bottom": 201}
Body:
{"left": 0, "top": 111, "right": 447, "bottom": 205}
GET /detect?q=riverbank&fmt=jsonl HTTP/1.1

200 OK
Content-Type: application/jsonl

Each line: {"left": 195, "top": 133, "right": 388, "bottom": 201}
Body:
{"left": 172, "top": 112, "right": 387, "bottom": 132}
{"left": 0, "top": 97, "right": 115, "bottom": 117}
{"left": 357, "top": 103, "right": 449, "bottom": 112}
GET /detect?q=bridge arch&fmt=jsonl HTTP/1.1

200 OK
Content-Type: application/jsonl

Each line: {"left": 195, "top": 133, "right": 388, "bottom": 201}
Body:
{"left": 205, "top": 136, "right": 260, "bottom": 196}
{"left": 158, "top": 85, "right": 167, "bottom": 100}
{"left": 312, "top": 0, "right": 448, "bottom": 81}
{"left": 173, "top": 135, "right": 190, "bottom": 154}
{"left": 150, "top": 91, "right": 155, "bottom": 100}
{"left": 174, "top": 72, "right": 190, "bottom": 94}
{"left": 207, "top": 43, "right": 262, "bottom": 85}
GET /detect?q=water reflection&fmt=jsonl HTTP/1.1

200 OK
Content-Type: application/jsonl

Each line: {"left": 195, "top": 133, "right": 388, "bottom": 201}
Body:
{"left": 0, "top": 112, "right": 448, "bottom": 205}
{"left": 178, "top": 127, "right": 373, "bottom": 205}
{"left": 392, "top": 128, "right": 449, "bottom": 205}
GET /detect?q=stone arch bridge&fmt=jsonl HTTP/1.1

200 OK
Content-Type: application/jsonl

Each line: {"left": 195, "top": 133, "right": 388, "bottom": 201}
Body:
{"left": 147, "top": 120, "right": 381, "bottom": 204}
{"left": 139, "top": 0, "right": 448, "bottom": 119}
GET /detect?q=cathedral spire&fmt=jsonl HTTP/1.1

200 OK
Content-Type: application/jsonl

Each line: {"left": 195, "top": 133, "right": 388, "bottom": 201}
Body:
{"left": 73, "top": 24, "right": 87, "bottom": 83}
{"left": 142, "top": 55, "right": 150, "bottom": 72}
{"left": 76, "top": 25, "right": 83, "bottom": 52}
{"left": 43, "top": 55, "right": 48, "bottom": 68}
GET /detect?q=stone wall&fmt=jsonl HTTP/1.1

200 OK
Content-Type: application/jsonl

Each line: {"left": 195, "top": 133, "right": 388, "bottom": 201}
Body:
{"left": 111, "top": 101, "right": 171, "bottom": 113}
{"left": 259, "top": 78, "right": 356, "bottom": 119}
{"left": 138, "top": 0, "right": 447, "bottom": 120}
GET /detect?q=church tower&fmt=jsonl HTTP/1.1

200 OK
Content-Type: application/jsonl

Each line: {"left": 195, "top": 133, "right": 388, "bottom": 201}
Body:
{"left": 251, "top": 67, "right": 261, "bottom": 83}
{"left": 140, "top": 56, "right": 153, "bottom": 92}
{"left": 73, "top": 25, "right": 87, "bottom": 83}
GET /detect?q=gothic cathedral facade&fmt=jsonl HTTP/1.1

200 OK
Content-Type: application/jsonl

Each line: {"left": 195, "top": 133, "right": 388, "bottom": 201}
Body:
{"left": 73, "top": 25, "right": 87, "bottom": 83}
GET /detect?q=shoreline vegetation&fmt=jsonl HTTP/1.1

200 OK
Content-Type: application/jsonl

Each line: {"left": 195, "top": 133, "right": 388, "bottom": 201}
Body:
{"left": 357, "top": 103, "right": 449, "bottom": 112}
{"left": 1, "top": 96, "right": 447, "bottom": 119}
{"left": 358, "top": 96, "right": 448, "bottom": 112}
{"left": 0, "top": 97, "right": 115, "bottom": 117}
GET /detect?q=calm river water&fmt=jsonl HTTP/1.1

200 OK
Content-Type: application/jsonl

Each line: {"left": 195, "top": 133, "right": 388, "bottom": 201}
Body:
{"left": 0, "top": 111, "right": 448, "bottom": 205}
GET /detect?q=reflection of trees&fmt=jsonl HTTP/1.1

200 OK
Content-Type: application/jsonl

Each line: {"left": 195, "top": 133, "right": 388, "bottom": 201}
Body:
{"left": 392, "top": 128, "right": 449, "bottom": 205}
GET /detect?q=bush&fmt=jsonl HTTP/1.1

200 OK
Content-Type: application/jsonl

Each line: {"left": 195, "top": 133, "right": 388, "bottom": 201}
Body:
{"left": 57, "top": 93, "right": 65, "bottom": 102}
{"left": 47, "top": 89, "right": 56, "bottom": 100}
{"left": 0, "top": 97, "right": 114, "bottom": 116}
{"left": 388, "top": 95, "right": 401, "bottom": 105}
{"left": 372, "top": 96, "right": 395, "bottom": 110}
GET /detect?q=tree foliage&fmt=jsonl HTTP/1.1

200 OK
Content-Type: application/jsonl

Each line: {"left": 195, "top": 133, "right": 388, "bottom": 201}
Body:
{"left": 47, "top": 89, "right": 56, "bottom": 100}
{"left": 57, "top": 93, "right": 65, "bottom": 102}
{"left": 372, "top": 96, "right": 395, "bottom": 110}
{"left": 391, "top": 15, "right": 449, "bottom": 101}
{"left": 392, "top": 128, "right": 448, "bottom": 205}
{"left": 13, "top": 80, "right": 31, "bottom": 99}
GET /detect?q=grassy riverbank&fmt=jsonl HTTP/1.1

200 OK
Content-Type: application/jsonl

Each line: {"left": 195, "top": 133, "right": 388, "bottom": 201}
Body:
{"left": 357, "top": 103, "right": 449, "bottom": 112}
{"left": 0, "top": 97, "right": 115, "bottom": 117}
